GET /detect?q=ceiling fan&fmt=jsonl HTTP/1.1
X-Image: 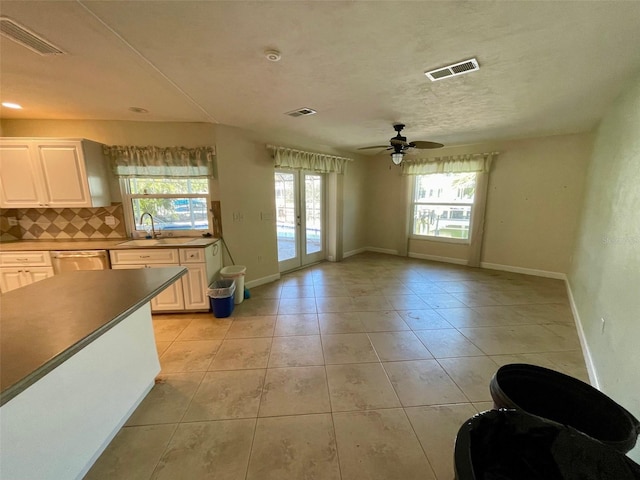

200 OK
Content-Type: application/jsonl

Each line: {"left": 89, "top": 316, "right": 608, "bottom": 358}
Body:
{"left": 358, "top": 124, "right": 444, "bottom": 165}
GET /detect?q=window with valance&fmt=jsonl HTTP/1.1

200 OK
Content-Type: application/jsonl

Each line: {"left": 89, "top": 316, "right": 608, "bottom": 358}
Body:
{"left": 402, "top": 152, "right": 499, "bottom": 267}
{"left": 103, "top": 145, "right": 216, "bottom": 235}
{"left": 103, "top": 145, "right": 216, "bottom": 178}
{"left": 267, "top": 144, "right": 353, "bottom": 174}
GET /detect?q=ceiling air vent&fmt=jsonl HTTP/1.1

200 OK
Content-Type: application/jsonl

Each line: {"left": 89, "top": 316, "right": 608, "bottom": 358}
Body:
{"left": 425, "top": 58, "right": 479, "bottom": 82}
{"left": 285, "top": 107, "right": 317, "bottom": 118}
{"left": 0, "top": 16, "right": 65, "bottom": 55}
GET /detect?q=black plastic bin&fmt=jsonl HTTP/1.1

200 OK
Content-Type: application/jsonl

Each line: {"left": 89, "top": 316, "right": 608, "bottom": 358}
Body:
{"left": 454, "top": 409, "right": 640, "bottom": 480}
{"left": 490, "top": 364, "right": 640, "bottom": 453}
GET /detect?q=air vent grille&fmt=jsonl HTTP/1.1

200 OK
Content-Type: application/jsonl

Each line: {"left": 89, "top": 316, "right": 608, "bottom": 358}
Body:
{"left": 285, "top": 107, "right": 317, "bottom": 117}
{"left": 425, "top": 58, "right": 479, "bottom": 82}
{"left": 0, "top": 17, "right": 65, "bottom": 55}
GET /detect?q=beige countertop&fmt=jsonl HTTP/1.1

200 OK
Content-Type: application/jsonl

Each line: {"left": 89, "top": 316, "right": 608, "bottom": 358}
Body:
{"left": 0, "top": 237, "right": 219, "bottom": 251}
{"left": 0, "top": 267, "right": 187, "bottom": 406}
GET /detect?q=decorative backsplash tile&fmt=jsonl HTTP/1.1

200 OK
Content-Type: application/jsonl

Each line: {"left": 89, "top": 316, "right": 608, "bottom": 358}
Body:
{"left": 0, "top": 208, "right": 22, "bottom": 241}
{"left": 0, "top": 204, "right": 127, "bottom": 240}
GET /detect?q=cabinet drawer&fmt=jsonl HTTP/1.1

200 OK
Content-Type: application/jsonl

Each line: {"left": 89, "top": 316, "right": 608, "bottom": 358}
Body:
{"left": 110, "top": 249, "right": 179, "bottom": 265}
{"left": 0, "top": 251, "right": 52, "bottom": 266}
{"left": 179, "top": 248, "right": 206, "bottom": 264}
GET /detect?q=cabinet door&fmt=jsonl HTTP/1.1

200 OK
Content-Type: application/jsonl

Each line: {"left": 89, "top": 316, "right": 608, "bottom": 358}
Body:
{"left": 22, "top": 267, "right": 55, "bottom": 286}
{"left": 0, "top": 267, "right": 54, "bottom": 293}
{"left": 35, "top": 142, "right": 92, "bottom": 207}
{"left": 0, "top": 142, "right": 45, "bottom": 208}
{"left": 182, "top": 263, "right": 209, "bottom": 310}
{"left": 0, "top": 268, "right": 26, "bottom": 293}
{"left": 149, "top": 264, "right": 185, "bottom": 312}
{"left": 111, "top": 264, "right": 185, "bottom": 312}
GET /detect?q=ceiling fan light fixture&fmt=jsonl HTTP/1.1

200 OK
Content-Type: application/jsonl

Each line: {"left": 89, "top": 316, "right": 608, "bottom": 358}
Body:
{"left": 391, "top": 152, "right": 404, "bottom": 165}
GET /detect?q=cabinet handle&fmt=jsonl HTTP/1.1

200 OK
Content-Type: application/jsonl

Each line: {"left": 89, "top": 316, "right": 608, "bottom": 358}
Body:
{"left": 16, "top": 258, "right": 29, "bottom": 262}
{"left": 213, "top": 244, "right": 219, "bottom": 255}
{"left": 24, "top": 270, "right": 30, "bottom": 273}
{"left": 140, "top": 255, "right": 150, "bottom": 258}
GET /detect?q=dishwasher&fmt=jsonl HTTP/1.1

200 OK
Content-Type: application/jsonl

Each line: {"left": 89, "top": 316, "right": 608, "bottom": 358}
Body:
{"left": 51, "top": 250, "right": 110, "bottom": 273}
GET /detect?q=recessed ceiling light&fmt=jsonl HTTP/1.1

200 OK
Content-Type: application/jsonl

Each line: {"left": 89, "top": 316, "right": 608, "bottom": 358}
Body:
{"left": 128, "top": 107, "right": 149, "bottom": 114}
{"left": 2, "top": 102, "right": 23, "bottom": 109}
{"left": 264, "top": 49, "right": 281, "bottom": 62}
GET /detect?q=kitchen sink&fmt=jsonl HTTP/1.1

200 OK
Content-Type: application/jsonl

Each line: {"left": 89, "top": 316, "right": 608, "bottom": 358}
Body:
{"left": 117, "top": 238, "right": 197, "bottom": 247}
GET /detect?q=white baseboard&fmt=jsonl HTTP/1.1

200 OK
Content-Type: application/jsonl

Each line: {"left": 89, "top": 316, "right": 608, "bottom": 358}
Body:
{"left": 480, "top": 262, "right": 566, "bottom": 280}
{"left": 365, "top": 246, "right": 400, "bottom": 255}
{"left": 343, "top": 247, "right": 367, "bottom": 258}
{"left": 565, "top": 278, "right": 600, "bottom": 388}
{"left": 409, "top": 252, "right": 469, "bottom": 266}
{"left": 245, "top": 273, "right": 280, "bottom": 289}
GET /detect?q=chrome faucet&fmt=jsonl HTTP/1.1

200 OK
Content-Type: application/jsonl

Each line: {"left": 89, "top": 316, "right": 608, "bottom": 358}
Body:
{"left": 140, "top": 212, "right": 158, "bottom": 238}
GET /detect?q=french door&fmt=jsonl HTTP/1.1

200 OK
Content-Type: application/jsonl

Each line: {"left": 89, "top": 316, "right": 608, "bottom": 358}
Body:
{"left": 274, "top": 170, "right": 324, "bottom": 272}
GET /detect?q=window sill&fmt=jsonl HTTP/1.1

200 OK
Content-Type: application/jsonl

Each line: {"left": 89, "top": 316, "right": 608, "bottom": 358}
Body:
{"left": 409, "top": 235, "right": 471, "bottom": 245}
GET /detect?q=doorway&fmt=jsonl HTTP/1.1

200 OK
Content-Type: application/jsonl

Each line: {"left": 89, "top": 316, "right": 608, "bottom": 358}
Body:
{"left": 274, "top": 170, "right": 324, "bottom": 272}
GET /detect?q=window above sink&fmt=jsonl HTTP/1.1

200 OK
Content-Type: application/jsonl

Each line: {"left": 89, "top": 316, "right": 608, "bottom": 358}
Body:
{"left": 121, "top": 177, "right": 212, "bottom": 238}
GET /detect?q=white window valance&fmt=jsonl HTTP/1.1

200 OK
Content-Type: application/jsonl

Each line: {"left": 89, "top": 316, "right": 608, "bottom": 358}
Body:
{"left": 103, "top": 145, "right": 216, "bottom": 178}
{"left": 267, "top": 144, "right": 353, "bottom": 174}
{"left": 402, "top": 152, "right": 499, "bottom": 175}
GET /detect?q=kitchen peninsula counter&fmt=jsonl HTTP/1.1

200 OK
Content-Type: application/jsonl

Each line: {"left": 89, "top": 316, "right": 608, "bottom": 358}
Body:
{"left": 0, "top": 267, "right": 187, "bottom": 480}
{"left": 0, "top": 267, "right": 186, "bottom": 405}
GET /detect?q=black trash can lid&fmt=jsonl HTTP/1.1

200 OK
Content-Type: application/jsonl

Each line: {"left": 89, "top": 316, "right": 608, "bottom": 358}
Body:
{"left": 455, "top": 409, "right": 640, "bottom": 480}
{"left": 490, "top": 363, "right": 640, "bottom": 453}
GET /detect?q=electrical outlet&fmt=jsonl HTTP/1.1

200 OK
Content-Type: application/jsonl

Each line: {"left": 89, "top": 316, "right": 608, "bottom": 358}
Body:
{"left": 7, "top": 216, "right": 18, "bottom": 226}
{"left": 104, "top": 215, "right": 116, "bottom": 226}
{"left": 257, "top": 255, "right": 263, "bottom": 263}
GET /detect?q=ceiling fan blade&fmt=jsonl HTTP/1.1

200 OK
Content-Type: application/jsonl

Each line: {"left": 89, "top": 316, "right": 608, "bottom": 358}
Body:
{"left": 410, "top": 141, "right": 445, "bottom": 149}
{"left": 357, "top": 145, "right": 390, "bottom": 150}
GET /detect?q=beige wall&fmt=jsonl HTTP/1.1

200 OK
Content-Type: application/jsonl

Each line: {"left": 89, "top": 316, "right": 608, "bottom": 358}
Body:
{"left": 0, "top": 119, "right": 218, "bottom": 202}
{"left": 0, "top": 119, "right": 216, "bottom": 146}
{"left": 214, "top": 124, "right": 279, "bottom": 282}
{"left": 0, "top": 119, "right": 365, "bottom": 283}
{"left": 568, "top": 74, "right": 640, "bottom": 461}
{"left": 482, "top": 134, "right": 592, "bottom": 273}
{"left": 365, "top": 133, "right": 593, "bottom": 274}
{"left": 342, "top": 157, "right": 368, "bottom": 255}
{"left": 214, "top": 126, "right": 367, "bottom": 280}
{"left": 364, "top": 155, "right": 405, "bottom": 254}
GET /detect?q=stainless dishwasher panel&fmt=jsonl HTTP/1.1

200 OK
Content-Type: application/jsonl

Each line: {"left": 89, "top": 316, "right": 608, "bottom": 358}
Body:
{"left": 51, "top": 250, "right": 110, "bottom": 274}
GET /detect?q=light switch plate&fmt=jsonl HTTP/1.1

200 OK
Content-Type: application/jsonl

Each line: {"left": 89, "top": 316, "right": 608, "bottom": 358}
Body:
{"left": 7, "top": 217, "right": 18, "bottom": 226}
{"left": 104, "top": 215, "right": 116, "bottom": 226}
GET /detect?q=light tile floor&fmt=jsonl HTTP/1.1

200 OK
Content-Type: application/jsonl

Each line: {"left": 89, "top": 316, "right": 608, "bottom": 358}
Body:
{"left": 85, "top": 252, "right": 588, "bottom": 480}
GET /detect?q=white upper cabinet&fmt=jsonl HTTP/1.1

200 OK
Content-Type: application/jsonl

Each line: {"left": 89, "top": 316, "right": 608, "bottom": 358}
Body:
{"left": 0, "top": 138, "right": 111, "bottom": 208}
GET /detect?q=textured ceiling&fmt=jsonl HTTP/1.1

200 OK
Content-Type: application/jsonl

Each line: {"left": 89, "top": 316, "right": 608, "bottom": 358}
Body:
{"left": 1, "top": 1, "right": 640, "bottom": 152}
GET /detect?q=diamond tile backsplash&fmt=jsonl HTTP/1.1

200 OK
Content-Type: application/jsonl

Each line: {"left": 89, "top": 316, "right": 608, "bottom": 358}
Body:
{"left": 0, "top": 204, "right": 127, "bottom": 241}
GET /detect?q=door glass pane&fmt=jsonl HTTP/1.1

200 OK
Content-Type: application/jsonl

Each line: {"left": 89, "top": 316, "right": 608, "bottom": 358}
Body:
{"left": 305, "top": 174, "right": 322, "bottom": 254}
{"left": 275, "top": 172, "right": 297, "bottom": 261}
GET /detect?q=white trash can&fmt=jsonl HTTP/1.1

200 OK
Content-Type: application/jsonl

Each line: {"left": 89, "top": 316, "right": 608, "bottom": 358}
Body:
{"left": 219, "top": 265, "right": 246, "bottom": 304}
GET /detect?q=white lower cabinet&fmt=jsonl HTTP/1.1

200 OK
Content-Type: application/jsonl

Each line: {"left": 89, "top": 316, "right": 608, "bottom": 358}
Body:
{"left": 0, "top": 251, "right": 54, "bottom": 293}
{"left": 109, "top": 242, "right": 221, "bottom": 312}
{"left": 111, "top": 264, "right": 185, "bottom": 312}
{"left": 182, "top": 263, "right": 209, "bottom": 310}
